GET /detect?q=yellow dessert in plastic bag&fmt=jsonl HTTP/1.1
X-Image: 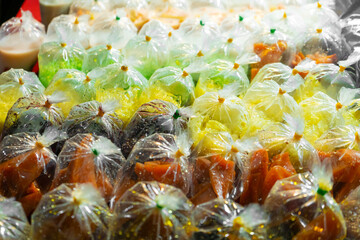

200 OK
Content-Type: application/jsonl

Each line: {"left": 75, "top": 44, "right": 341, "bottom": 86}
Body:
{"left": 244, "top": 80, "right": 300, "bottom": 122}
{"left": 192, "top": 84, "right": 249, "bottom": 139}
{"left": 0, "top": 69, "right": 44, "bottom": 131}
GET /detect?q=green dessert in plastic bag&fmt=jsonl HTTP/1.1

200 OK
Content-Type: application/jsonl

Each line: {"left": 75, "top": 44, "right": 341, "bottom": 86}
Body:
{"left": 82, "top": 45, "right": 124, "bottom": 73}
{"left": 38, "top": 41, "right": 86, "bottom": 87}
{"left": 195, "top": 59, "right": 250, "bottom": 98}
{"left": 31, "top": 183, "right": 111, "bottom": 240}
{"left": 109, "top": 181, "right": 193, "bottom": 240}
{"left": 192, "top": 199, "right": 268, "bottom": 240}
{"left": 91, "top": 62, "right": 148, "bottom": 124}
{"left": 45, "top": 69, "right": 96, "bottom": 116}
{"left": 148, "top": 67, "right": 195, "bottom": 106}
{"left": 0, "top": 197, "right": 30, "bottom": 240}
{"left": 0, "top": 69, "right": 45, "bottom": 131}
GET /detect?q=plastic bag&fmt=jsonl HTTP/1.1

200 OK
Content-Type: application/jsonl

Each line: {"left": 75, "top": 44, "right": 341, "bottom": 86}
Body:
{"left": 70, "top": 0, "right": 110, "bottom": 15}
{"left": 257, "top": 113, "right": 318, "bottom": 172}
{"left": 300, "top": 89, "right": 360, "bottom": 144}
{"left": 178, "top": 17, "right": 220, "bottom": 50}
{"left": 91, "top": 63, "right": 148, "bottom": 124}
{"left": 38, "top": 41, "right": 86, "bottom": 87}
{"left": 195, "top": 59, "right": 250, "bottom": 98}
{"left": 120, "top": 100, "right": 190, "bottom": 157}
{"left": 244, "top": 80, "right": 300, "bottom": 122}
{"left": 250, "top": 28, "right": 295, "bottom": 79}
{"left": 89, "top": 11, "right": 137, "bottom": 49}
{"left": 109, "top": 181, "right": 193, "bottom": 240}
{"left": 190, "top": 132, "right": 248, "bottom": 205}
{"left": 192, "top": 84, "right": 250, "bottom": 139}
{"left": 124, "top": 21, "right": 170, "bottom": 79}
{"left": 44, "top": 69, "right": 96, "bottom": 116}
{"left": 300, "top": 2, "right": 339, "bottom": 27}
{"left": 0, "top": 10, "right": 45, "bottom": 72}
{"left": 0, "top": 197, "right": 30, "bottom": 240}
{"left": 192, "top": 199, "right": 268, "bottom": 239}
{"left": 114, "top": 133, "right": 192, "bottom": 200}
{"left": 0, "top": 69, "right": 44, "bottom": 131}
{"left": 1, "top": 92, "right": 65, "bottom": 139}
{"left": 0, "top": 128, "right": 64, "bottom": 214}
{"left": 31, "top": 183, "right": 111, "bottom": 240}
{"left": 46, "top": 14, "right": 90, "bottom": 49}
{"left": 220, "top": 12, "right": 260, "bottom": 38}
{"left": 148, "top": 67, "right": 195, "bottom": 106}
{"left": 264, "top": 162, "right": 347, "bottom": 239}
{"left": 340, "top": 185, "right": 360, "bottom": 239}
{"left": 295, "top": 49, "right": 360, "bottom": 101}
{"left": 53, "top": 134, "right": 125, "bottom": 201}
{"left": 82, "top": 45, "right": 124, "bottom": 73}
{"left": 62, "top": 100, "right": 123, "bottom": 145}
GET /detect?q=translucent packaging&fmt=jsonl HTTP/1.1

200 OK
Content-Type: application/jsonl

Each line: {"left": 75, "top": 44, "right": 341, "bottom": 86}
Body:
{"left": 62, "top": 100, "right": 123, "bottom": 145}
{"left": 257, "top": 113, "right": 318, "bottom": 172}
{"left": 190, "top": 132, "right": 247, "bottom": 205}
{"left": 195, "top": 59, "right": 250, "bottom": 98}
{"left": 44, "top": 69, "right": 96, "bottom": 116}
{"left": 89, "top": 10, "right": 137, "bottom": 49}
{"left": 38, "top": 41, "right": 86, "bottom": 87}
{"left": 114, "top": 133, "right": 192, "bottom": 199}
{"left": 0, "top": 11, "right": 45, "bottom": 72}
{"left": 244, "top": 80, "right": 300, "bottom": 123}
{"left": 53, "top": 134, "right": 125, "bottom": 201}
{"left": 148, "top": 67, "right": 195, "bottom": 106}
{"left": 82, "top": 45, "right": 124, "bottom": 73}
{"left": 31, "top": 183, "right": 111, "bottom": 240}
{"left": 45, "top": 14, "right": 90, "bottom": 49}
{"left": 0, "top": 128, "right": 64, "bottom": 214}
{"left": 91, "top": 63, "right": 148, "bottom": 124}
{"left": 70, "top": 0, "right": 110, "bottom": 15}
{"left": 0, "top": 197, "right": 30, "bottom": 240}
{"left": 1, "top": 92, "right": 65, "bottom": 139}
{"left": 0, "top": 69, "right": 45, "bottom": 131}
{"left": 192, "top": 199, "right": 268, "bottom": 239}
{"left": 264, "top": 162, "right": 346, "bottom": 239}
{"left": 109, "top": 181, "right": 193, "bottom": 240}
{"left": 120, "top": 100, "right": 190, "bottom": 157}
{"left": 192, "top": 84, "right": 250, "bottom": 139}
{"left": 340, "top": 186, "right": 360, "bottom": 239}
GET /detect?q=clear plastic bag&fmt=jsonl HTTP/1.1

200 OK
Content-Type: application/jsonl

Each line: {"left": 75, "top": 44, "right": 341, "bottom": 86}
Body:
{"left": 38, "top": 41, "right": 86, "bottom": 87}
{"left": 70, "top": 0, "right": 110, "bottom": 15}
{"left": 340, "top": 185, "right": 360, "bottom": 239}
{"left": 257, "top": 113, "right": 318, "bottom": 172}
{"left": 82, "top": 45, "right": 124, "bottom": 73}
{"left": 31, "top": 183, "right": 111, "bottom": 240}
{"left": 91, "top": 63, "right": 148, "bottom": 124}
{"left": 114, "top": 133, "right": 192, "bottom": 200}
{"left": 44, "top": 69, "right": 96, "bottom": 116}
{"left": 109, "top": 181, "right": 193, "bottom": 240}
{"left": 192, "top": 84, "right": 250, "bottom": 139}
{"left": 0, "top": 197, "right": 30, "bottom": 240}
{"left": 191, "top": 199, "right": 268, "bottom": 239}
{"left": 0, "top": 10, "right": 45, "bottom": 72}
{"left": 264, "top": 162, "right": 347, "bottom": 239}
{"left": 244, "top": 80, "right": 300, "bottom": 122}
{"left": 62, "top": 100, "right": 123, "bottom": 144}
{"left": 53, "top": 134, "right": 125, "bottom": 201}
{"left": 89, "top": 11, "right": 137, "bottom": 49}
{"left": 0, "top": 69, "right": 44, "bottom": 131}
{"left": 45, "top": 14, "right": 90, "bottom": 49}
{"left": 178, "top": 17, "right": 220, "bottom": 50}
{"left": 190, "top": 132, "right": 249, "bottom": 204}
{"left": 1, "top": 92, "right": 65, "bottom": 139}
{"left": 0, "top": 128, "right": 64, "bottom": 214}
{"left": 148, "top": 67, "right": 195, "bottom": 106}
{"left": 120, "top": 100, "right": 190, "bottom": 157}
{"left": 195, "top": 59, "right": 250, "bottom": 98}
{"left": 250, "top": 28, "right": 295, "bottom": 79}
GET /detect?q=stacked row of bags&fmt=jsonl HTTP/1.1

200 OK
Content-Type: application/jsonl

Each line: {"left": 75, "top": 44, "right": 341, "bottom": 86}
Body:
{"left": 1, "top": 0, "right": 360, "bottom": 239}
